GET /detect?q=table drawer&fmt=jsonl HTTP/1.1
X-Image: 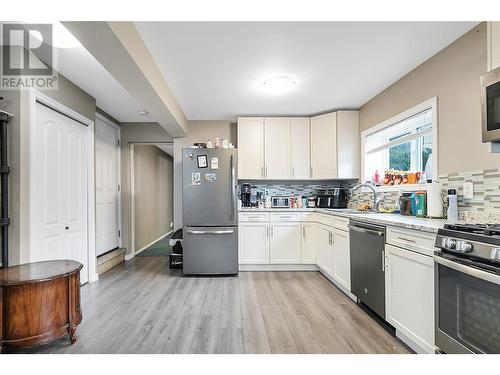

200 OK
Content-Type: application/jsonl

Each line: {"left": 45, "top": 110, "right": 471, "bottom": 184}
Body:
{"left": 386, "top": 226, "right": 436, "bottom": 256}
{"left": 270, "top": 212, "right": 301, "bottom": 222}
{"left": 238, "top": 212, "right": 270, "bottom": 222}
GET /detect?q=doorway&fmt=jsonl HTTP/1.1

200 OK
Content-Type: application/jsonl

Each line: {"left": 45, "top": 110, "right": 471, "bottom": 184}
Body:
{"left": 95, "top": 114, "right": 121, "bottom": 256}
{"left": 130, "top": 143, "right": 174, "bottom": 257}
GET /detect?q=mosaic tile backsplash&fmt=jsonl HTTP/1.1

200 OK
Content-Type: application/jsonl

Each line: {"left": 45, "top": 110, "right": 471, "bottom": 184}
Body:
{"left": 348, "top": 168, "right": 500, "bottom": 222}
{"left": 241, "top": 183, "right": 346, "bottom": 197}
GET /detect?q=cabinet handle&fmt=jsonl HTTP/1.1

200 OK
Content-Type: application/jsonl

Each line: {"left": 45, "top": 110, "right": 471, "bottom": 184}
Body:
{"left": 310, "top": 166, "right": 313, "bottom": 177}
{"left": 302, "top": 226, "right": 305, "bottom": 237}
{"left": 397, "top": 236, "right": 416, "bottom": 243}
{"left": 261, "top": 165, "right": 264, "bottom": 178}
{"left": 292, "top": 166, "right": 295, "bottom": 178}
{"left": 271, "top": 226, "right": 273, "bottom": 237}
{"left": 382, "top": 251, "right": 386, "bottom": 272}
{"left": 266, "top": 226, "right": 269, "bottom": 238}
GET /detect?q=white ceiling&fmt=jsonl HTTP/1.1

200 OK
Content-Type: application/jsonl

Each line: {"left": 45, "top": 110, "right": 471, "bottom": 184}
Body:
{"left": 135, "top": 21, "right": 478, "bottom": 121}
{"left": 54, "top": 42, "right": 155, "bottom": 122}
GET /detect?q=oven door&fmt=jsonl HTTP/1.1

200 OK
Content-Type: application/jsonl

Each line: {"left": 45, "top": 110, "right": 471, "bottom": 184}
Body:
{"left": 434, "top": 253, "right": 500, "bottom": 353}
{"left": 481, "top": 67, "right": 500, "bottom": 142}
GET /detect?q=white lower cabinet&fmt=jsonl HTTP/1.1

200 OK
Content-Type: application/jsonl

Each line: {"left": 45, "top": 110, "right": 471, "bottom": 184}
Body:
{"left": 385, "top": 244, "right": 435, "bottom": 353}
{"left": 332, "top": 228, "right": 351, "bottom": 290}
{"left": 238, "top": 223, "right": 269, "bottom": 264}
{"left": 270, "top": 223, "right": 302, "bottom": 263}
{"left": 301, "top": 223, "right": 316, "bottom": 264}
{"left": 317, "top": 225, "right": 334, "bottom": 275}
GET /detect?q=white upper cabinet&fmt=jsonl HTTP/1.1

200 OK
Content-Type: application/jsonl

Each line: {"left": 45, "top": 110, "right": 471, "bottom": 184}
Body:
{"left": 488, "top": 22, "right": 500, "bottom": 71}
{"left": 311, "top": 112, "right": 337, "bottom": 179}
{"left": 336, "top": 111, "right": 360, "bottom": 178}
{"left": 237, "top": 117, "right": 264, "bottom": 179}
{"left": 264, "top": 117, "right": 291, "bottom": 179}
{"left": 237, "top": 111, "right": 359, "bottom": 180}
{"left": 290, "top": 118, "right": 311, "bottom": 179}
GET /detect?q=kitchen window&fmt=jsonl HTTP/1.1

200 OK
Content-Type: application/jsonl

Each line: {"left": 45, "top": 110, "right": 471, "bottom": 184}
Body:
{"left": 362, "top": 97, "right": 438, "bottom": 186}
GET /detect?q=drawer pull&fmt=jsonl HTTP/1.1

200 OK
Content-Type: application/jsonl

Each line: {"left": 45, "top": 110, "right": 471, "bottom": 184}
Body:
{"left": 397, "top": 236, "right": 416, "bottom": 243}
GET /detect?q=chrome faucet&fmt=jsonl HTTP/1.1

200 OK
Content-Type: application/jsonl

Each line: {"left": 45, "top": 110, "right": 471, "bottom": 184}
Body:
{"left": 351, "top": 183, "right": 380, "bottom": 212}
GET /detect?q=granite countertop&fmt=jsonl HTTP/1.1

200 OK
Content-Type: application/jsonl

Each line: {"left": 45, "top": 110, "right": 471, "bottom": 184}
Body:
{"left": 238, "top": 207, "right": 453, "bottom": 233}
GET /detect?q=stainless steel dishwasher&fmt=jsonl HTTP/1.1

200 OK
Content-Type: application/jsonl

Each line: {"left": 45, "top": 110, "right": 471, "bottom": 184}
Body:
{"left": 349, "top": 220, "right": 386, "bottom": 319}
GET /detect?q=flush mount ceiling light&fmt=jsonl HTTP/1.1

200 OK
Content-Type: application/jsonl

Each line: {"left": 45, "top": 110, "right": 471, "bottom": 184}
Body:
{"left": 29, "top": 22, "right": 81, "bottom": 49}
{"left": 137, "top": 110, "right": 149, "bottom": 116}
{"left": 263, "top": 76, "right": 296, "bottom": 96}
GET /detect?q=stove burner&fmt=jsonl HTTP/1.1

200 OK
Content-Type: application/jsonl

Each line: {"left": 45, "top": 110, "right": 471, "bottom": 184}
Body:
{"left": 444, "top": 223, "right": 500, "bottom": 237}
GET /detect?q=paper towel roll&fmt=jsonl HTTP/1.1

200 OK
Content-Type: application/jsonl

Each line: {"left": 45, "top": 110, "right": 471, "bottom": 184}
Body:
{"left": 427, "top": 182, "right": 444, "bottom": 218}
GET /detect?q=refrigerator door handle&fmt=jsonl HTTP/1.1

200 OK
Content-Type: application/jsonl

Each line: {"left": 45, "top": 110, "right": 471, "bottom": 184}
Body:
{"left": 230, "top": 154, "right": 235, "bottom": 221}
{"left": 186, "top": 230, "right": 235, "bottom": 235}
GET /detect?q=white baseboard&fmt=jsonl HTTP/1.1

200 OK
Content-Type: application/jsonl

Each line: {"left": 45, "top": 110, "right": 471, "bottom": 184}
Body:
{"left": 239, "top": 264, "right": 318, "bottom": 271}
{"left": 126, "top": 230, "right": 174, "bottom": 260}
{"left": 396, "top": 330, "right": 435, "bottom": 354}
{"left": 89, "top": 272, "right": 99, "bottom": 283}
{"left": 318, "top": 267, "right": 357, "bottom": 302}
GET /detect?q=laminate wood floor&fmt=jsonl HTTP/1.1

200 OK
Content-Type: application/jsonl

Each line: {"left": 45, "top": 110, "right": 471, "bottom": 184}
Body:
{"left": 24, "top": 257, "right": 411, "bottom": 354}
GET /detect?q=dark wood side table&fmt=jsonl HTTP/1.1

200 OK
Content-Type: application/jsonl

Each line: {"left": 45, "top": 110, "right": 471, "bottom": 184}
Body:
{"left": 0, "top": 260, "right": 83, "bottom": 353}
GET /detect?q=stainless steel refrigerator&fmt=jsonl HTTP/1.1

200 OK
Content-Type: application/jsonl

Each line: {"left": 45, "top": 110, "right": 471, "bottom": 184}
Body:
{"left": 182, "top": 148, "right": 238, "bottom": 275}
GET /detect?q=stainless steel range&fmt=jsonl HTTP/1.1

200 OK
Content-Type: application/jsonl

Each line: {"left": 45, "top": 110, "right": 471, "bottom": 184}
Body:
{"left": 434, "top": 223, "right": 500, "bottom": 354}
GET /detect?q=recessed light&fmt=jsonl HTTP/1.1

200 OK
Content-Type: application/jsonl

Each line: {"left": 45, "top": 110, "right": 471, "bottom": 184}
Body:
{"left": 137, "top": 110, "right": 149, "bottom": 116}
{"left": 263, "top": 76, "right": 296, "bottom": 96}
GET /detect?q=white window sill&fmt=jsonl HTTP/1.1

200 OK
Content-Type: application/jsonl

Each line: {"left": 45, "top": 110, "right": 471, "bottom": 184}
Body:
{"left": 358, "top": 184, "right": 430, "bottom": 193}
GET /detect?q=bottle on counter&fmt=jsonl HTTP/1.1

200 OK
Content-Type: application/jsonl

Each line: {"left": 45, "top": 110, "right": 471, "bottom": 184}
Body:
{"left": 447, "top": 189, "right": 459, "bottom": 221}
{"left": 297, "top": 196, "right": 302, "bottom": 208}
{"left": 206, "top": 139, "right": 213, "bottom": 148}
{"left": 415, "top": 191, "right": 427, "bottom": 218}
{"left": 265, "top": 192, "right": 271, "bottom": 209}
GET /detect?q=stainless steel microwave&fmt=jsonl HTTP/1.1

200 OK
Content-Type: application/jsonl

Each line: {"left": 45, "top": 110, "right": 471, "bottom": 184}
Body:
{"left": 481, "top": 66, "right": 500, "bottom": 142}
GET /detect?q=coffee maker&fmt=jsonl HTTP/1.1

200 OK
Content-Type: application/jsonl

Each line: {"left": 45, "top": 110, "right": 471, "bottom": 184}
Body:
{"left": 241, "top": 184, "right": 252, "bottom": 207}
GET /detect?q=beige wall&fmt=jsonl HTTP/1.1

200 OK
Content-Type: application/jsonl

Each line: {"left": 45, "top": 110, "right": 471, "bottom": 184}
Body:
{"left": 359, "top": 23, "right": 500, "bottom": 175}
{"left": 173, "top": 120, "right": 237, "bottom": 228}
{"left": 119, "top": 122, "right": 173, "bottom": 254}
{"left": 133, "top": 145, "right": 173, "bottom": 250}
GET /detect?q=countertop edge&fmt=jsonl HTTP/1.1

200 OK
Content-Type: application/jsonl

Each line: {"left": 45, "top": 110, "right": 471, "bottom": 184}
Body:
{"left": 238, "top": 208, "right": 450, "bottom": 233}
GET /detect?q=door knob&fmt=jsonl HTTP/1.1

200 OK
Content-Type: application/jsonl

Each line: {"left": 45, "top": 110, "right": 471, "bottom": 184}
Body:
{"left": 65, "top": 226, "right": 70, "bottom": 230}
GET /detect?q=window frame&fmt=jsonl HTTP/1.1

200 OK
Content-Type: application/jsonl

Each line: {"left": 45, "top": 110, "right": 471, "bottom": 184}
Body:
{"left": 361, "top": 97, "right": 438, "bottom": 188}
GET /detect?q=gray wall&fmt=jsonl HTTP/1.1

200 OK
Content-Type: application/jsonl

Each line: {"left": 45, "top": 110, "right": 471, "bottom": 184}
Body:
{"left": 359, "top": 22, "right": 500, "bottom": 175}
{"left": 173, "top": 120, "right": 237, "bottom": 229}
{"left": 119, "top": 122, "right": 173, "bottom": 254}
{"left": 133, "top": 145, "right": 173, "bottom": 250}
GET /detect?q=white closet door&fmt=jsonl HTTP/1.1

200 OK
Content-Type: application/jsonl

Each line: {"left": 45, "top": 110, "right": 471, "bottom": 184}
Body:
{"left": 95, "top": 117, "right": 120, "bottom": 256}
{"left": 33, "top": 102, "right": 89, "bottom": 284}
